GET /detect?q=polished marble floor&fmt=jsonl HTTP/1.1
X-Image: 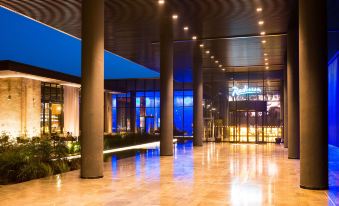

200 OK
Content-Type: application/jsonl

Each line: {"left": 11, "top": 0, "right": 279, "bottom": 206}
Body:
{"left": 0, "top": 141, "right": 338, "bottom": 206}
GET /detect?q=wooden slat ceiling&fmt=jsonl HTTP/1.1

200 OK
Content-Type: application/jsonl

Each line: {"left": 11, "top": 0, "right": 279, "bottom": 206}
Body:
{"left": 0, "top": 0, "right": 298, "bottom": 81}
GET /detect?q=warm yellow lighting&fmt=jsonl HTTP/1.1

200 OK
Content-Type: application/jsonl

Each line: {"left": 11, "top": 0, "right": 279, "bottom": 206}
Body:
{"left": 199, "top": 44, "right": 204, "bottom": 48}
{"left": 258, "top": 20, "right": 264, "bottom": 25}
{"left": 265, "top": 62, "right": 269, "bottom": 66}
{"left": 192, "top": 36, "right": 197, "bottom": 40}
{"left": 257, "top": 7, "right": 263, "bottom": 12}
{"left": 215, "top": 60, "right": 219, "bottom": 64}
{"left": 266, "top": 66, "right": 269, "bottom": 70}
{"left": 219, "top": 65, "right": 223, "bottom": 68}
{"left": 265, "top": 58, "right": 268, "bottom": 61}
{"left": 206, "top": 50, "right": 210, "bottom": 54}
{"left": 158, "top": 0, "right": 165, "bottom": 5}
{"left": 262, "top": 40, "right": 266, "bottom": 44}
{"left": 211, "top": 56, "right": 215, "bottom": 59}
{"left": 264, "top": 53, "right": 268, "bottom": 56}
{"left": 222, "top": 68, "right": 226, "bottom": 71}
{"left": 184, "top": 26, "right": 189, "bottom": 31}
{"left": 172, "top": 14, "right": 178, "bottom": 19}
{"left": 260, "top": 31, "right": 266, "bottom": 35}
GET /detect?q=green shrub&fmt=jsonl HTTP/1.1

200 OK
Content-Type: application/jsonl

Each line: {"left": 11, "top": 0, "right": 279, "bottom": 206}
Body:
{"left": 0, "top": 138, "right": 75, "bottom": 184}
{"left": 103, "top": 133, "right": 159, "bottom": 150}
{"left": 52, "top": 160, "right": 70, "bottom": 174}
{"left": 68, "top": 141, "right": 81, "bottom": 154}
{"left": 17, "top": 162, "right": 53, "bottom": 182}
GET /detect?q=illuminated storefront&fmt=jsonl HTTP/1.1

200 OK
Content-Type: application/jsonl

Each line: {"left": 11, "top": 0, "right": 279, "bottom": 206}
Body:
{"left": 226, "top": 72, "right": 283, "bottom": 143}
{"left": 40, "top": 83, "right": 64, "bottom": 135}
{"left": 112, "top": 90, "right": 193, "bottom": 136}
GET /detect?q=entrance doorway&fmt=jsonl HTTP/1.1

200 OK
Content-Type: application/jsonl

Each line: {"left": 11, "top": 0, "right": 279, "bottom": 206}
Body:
{"left": 229, "top": 110, "right": 265, "bottom": 143}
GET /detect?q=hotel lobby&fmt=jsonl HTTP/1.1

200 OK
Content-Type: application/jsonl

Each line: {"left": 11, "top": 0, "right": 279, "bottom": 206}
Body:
{"left": 0, "top": 0, "right": 339, "bottom": 205}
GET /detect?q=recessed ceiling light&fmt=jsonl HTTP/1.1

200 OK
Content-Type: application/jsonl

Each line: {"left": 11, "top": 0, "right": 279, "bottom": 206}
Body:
{"left": 260, "top": 31, "right": 266, "bottom": 36}
{"left": 206, "top": 50, "right": 210, "bottom": 54}
{"left": 192, "top": 36, "right": 197, "bottom": 40}
{"left": 262, "top": 40, "right": 266, "bottom": 44}
{"left": 184, "top": 26, "right": 189, "bottom": 31}
{"left": 219, "top": 65, "right": 223, "bottom": 68}
{"left": 222, "top": 68, "right": 226, "bottom": 71}
{"left": 215, "top": 60, "right": 219, "bottom": 64}
{"left": 211, "top": 56, "right": 215, "bottom": 59}
{"left": 264, "top": 53, "right": 268, "bottom": 56}
{"left": 265, "top": 62, "right": 269, "bottom": 66}
{"left": 172, "top": 14, "right": 178, "bottom": 19}
{"left": 199, "top": 44, "right": 204, "bottom": 48}
{"left": 257, "top": 8, "right": 263, "bottom": 12}
{"left": 258, "top": 20, "right": 264, "bottom": 25}
{"left": 158, "top": 0, "right": 165, "bottom": 5}
{"left": 265, "top": 58, "right": 268, "bottom": 61}
{"left": 266, "top": 66, "right": 269, "bottom": 70}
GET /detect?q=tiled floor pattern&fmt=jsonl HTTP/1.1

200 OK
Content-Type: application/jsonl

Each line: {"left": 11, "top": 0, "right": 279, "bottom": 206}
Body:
{"left": 0, "top": 142, "right": 338, "bottom": 206}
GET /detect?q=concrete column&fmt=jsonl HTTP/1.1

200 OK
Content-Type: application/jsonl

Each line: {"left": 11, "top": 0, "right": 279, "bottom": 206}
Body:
{"left": 287, "top": 24, "right": 300, "bottom": 159}
{"left": 130, "top": 91, "right": 136, "bottom": 133}
{"left": 193, "top": 42, "right": 203, "bottom": 146}
{"left": 223, "top": 76, "right": 229, "bottom": 141}
{"left": 80, "top": 0, "right": 104, "bottom": 178}
{"left": 283, "top": 68, "right": 288, "bottom": 148}
{"left": 159, "top": 4, "right": 173, "bottom": 156}
{"left": 299, "top": 0, "right": 328, "bottom": 189}
{"left": 104, "top": 92, "right": 112, "bottom": 133}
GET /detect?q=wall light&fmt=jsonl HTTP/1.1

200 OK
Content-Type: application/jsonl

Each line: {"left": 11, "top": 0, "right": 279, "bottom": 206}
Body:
{"left": 200, "top": 44, "right": 204, "bottom": 48}
{"left": 257, "top": 8, "right": 263, "bottom": 12}
{"left": 172, "top": 14, "right": 178, "bottom": 19}
{"left": 258, "top": 21, "right": 264, "bottom": 25}
{"left": 260, "top": 31, "right": 266, "bottom": 36}
{"left": 158, "top": 0, "right": 165, "bottom": 5}
{"left": 192, "top": 36, "right": 197, "bottom": 40}
{"left": 184, "top": 26, "right": 189, "bottom": 31}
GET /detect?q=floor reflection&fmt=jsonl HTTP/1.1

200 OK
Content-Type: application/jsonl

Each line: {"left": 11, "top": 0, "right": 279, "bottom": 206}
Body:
{"left": 0, "top": 141, "right": 338, "bottom": 205}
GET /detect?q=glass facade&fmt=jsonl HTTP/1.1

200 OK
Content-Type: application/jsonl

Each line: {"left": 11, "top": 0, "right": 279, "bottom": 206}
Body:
{"left": 112, "top": 90, "right": 193, "bottom": 136}
{"left": 40, "top": 83, "right": 64, "bottom": 135}
{"left": 227, "top": 72, "right": 282, "bottom": 143}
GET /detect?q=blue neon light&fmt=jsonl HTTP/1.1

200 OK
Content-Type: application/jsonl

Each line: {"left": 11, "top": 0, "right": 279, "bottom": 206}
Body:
{"left": 329, "top": 51, "right": 339, "bottom": 148}
{"left": 0, "top": 6, "right": 159, "bottom": 79}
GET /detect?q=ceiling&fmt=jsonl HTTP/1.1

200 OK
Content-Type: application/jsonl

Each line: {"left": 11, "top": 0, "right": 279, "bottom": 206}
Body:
{"left": 0, "top": 0, "right": 302, "bottom": 82}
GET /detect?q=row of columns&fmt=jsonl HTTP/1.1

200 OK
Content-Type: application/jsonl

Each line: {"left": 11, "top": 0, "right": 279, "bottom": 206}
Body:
{"left": 80, "top": 0, "right": 328, "bottom": 190}
{"left": 80, "top": 0, "right": 204, "bottom": 178}
{"left": 285, "top": 0, "right": 328, "bottom": 189}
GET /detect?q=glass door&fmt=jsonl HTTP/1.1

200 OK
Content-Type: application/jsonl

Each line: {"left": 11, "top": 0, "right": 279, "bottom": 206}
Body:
{"left": 237, "top": 111, "right": 248, "bottom": 142}
{"left": 145, "top": 116, "right": 154, "bottom": 134}
{"left": 248, "top": 111, "right": 256, "bottom": 142}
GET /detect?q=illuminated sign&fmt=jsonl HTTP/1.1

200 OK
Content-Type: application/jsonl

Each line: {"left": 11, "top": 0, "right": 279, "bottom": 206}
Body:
{"left": 232, "top": 86, "right": 262, "bottom": 97}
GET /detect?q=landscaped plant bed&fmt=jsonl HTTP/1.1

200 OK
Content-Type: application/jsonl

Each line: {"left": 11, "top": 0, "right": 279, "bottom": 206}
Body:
{"left": 103, "top": 133, "right": 159, "bottom": 150}
{"left": 0, "top": 136, "right": 80, "bottom": 185}
{"left": 0, "top": 132, "right": 159, "bottom": 185}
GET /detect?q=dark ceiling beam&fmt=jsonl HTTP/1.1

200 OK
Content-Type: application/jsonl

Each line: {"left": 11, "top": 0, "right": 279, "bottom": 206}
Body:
{"left": 151, "top": 33, "right": 287, "bottom": 44}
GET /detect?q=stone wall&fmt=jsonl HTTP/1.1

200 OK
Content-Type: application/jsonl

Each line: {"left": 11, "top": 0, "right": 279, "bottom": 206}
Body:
{"left": 0, "top": 78, "right": 41, "bottom": 138}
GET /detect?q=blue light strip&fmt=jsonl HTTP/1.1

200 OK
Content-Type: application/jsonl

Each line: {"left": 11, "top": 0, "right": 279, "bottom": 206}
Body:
{"left": 0, "top": 6, "right": 159, "bottom": 80}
